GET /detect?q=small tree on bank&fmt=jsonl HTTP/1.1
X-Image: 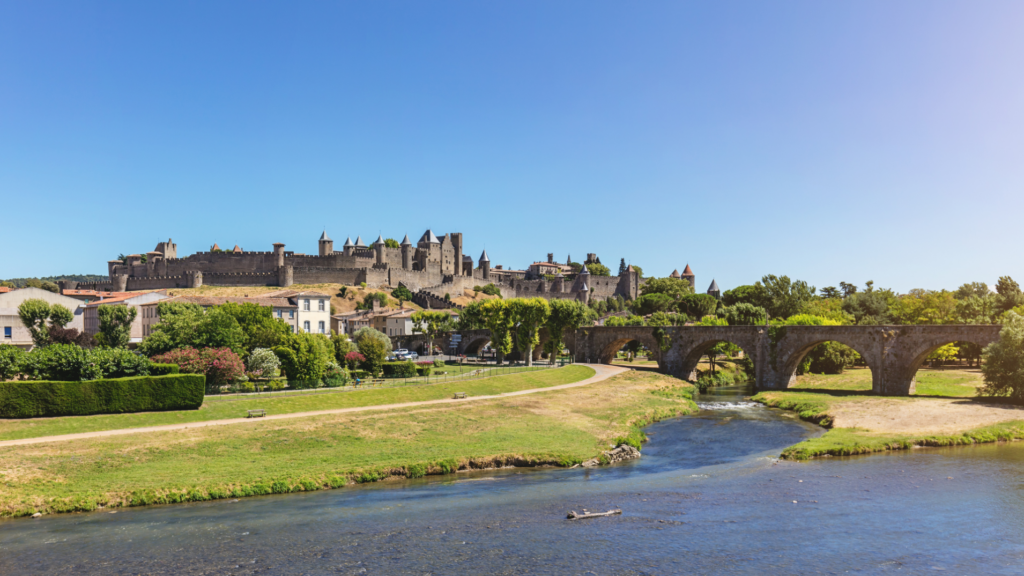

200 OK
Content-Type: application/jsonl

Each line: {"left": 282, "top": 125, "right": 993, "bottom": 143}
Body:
{"left": 980, "top": 312, "right": 1024, "bottom": 401}
{"left": 95, "top": 305, "right": 138, "bottom": 348}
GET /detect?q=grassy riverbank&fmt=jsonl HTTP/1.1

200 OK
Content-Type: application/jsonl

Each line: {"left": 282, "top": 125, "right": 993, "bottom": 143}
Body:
{"left": 0, "top": 366, "right": 591, "bottom": 441}
{"left": 753, "top": 366, "right": 1024, "bottom": 459}
{"left": 0, "top": 369, "right": 696, "bottom": 518}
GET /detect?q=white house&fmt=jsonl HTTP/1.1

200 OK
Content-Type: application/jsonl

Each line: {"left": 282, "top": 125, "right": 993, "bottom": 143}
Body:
{"left": 0, "top": 287, "right": 87, "bottom": 349}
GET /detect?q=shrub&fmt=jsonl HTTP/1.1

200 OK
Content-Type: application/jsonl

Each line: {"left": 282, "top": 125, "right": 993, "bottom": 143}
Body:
{"left": 150, "top": 363, "right": 180, "bottom": 376}
{"left": 382, "top": 361, "right": 417, "bottom": 378}
{"left": 693, "top": 370, "right": 734, "bottom": 392}
{"left": 90, "top": 348, "right": 152, "bottom": 379}
{"left": 416, "top": 366, "right": 432, "bottom": 376}
{"left": 357, "top": 337, "right": 388, "bottom": 376}
{"left": 432, "top": 358, "right": 445, "bottom": 368}
{"left": 344, "top": 351, "right": 365, "bottom": 370}
{"left": 406, "top": 464, "right": 426, "bottom": 479}
{"left": 22, "top": 344, "right": 101, "bottom": 381}
{"left": 0, "top": 345, "right": 27, "bottom": 380}
{"left": 246, "top": 348, "right": 281, "bottom": 380}
{"left": 0, "top": 374, "right": 205, "bottom": 418}
{"left": 322, "top": 362, "right": 349, "bottom": 387}
{"left": 152, "top": 347, "right": 245, "bottom": 393}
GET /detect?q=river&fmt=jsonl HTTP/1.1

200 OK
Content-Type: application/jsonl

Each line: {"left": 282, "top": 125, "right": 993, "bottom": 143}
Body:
{"left": 2, "top": 384, "right": 1023, "bottom": 575}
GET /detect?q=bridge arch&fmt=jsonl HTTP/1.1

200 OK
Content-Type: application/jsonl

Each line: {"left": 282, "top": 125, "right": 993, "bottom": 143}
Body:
{"left": 663, "top": 326, "right": 763, "bottom": 382}
{"left": 770, "top": 327, "right": 883, "bottom": 392}
{"left": 885, "top": 326, "right": 1001, "bottom": 395}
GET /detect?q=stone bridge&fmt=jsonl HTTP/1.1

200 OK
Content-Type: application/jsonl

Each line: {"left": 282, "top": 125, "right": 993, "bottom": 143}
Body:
{"left": 569, "top": 324, "right": 1002, "bottom": 396}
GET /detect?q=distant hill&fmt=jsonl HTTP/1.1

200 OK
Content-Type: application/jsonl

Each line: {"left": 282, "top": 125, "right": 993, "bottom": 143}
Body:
{"left": 2, "top": 275, "right": 107, "bottom": 288}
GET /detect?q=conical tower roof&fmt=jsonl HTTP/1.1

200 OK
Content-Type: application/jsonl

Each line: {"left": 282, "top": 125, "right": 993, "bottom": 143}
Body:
{"left": 425, "top": 229, "right": 440, "bottom": 244}
{"left": 581, "top": 264, "right": 590, "bottom": 275}
{"left": 670, "top": 269, "right": 680, "bottom": 279}
{"left": 400, "top": 234, "right": 412, "bottom": 246}
{"left": 708, "top": 279, "right": 720, "bottom": 293}
{"left": 319, "top": 230, "right": 331, "bottom": 242}
{"left": 343, "top": 237, "right": 354, "bottom": 248}
{"left": 354, "top": 236, "right": 366, "bottom": 248}
{"left": 580, "top": 282, "right": 589, "bottom": 291}
{"left": 374, "top": 234, "right": 385, "bottom": 246}
{"left": 682, "top": 264, "right": 694, "bottom": 275}
{"left": 479, "top": 249, "right": 490, "bottom": 263}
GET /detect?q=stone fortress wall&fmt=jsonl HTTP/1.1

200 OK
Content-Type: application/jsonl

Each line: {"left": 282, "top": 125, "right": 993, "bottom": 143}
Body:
{"left": 68, "top": 230, "right": 645, "bottom": 307}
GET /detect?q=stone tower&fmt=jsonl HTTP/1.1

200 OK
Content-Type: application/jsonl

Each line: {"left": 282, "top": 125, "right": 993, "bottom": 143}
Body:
{"left": 185, "top": 270, "right": 203, "bottom": 289}
{"left": 681, "top": 264, "right": 695, "bottom": 290}
{"left": 707, "top": 279, "right": 721, "bottom": 299}
{"left": 479, "top": 250, "right": 491, "bottom": 281}
{"left": 319, "top": 231, "right": 333, "bottom": 257}
{"left": 343, "top": 237, "right": 355, "bottom": 257}
{"left": 400, "top": 235, "right": 413, "bottom": 269}
{"left": 553, "top": 272, "right": 565, "bottom": 293}
{"left": 374, "top": 235, "right": 386, "bottom": 265}
{"left": 579, "top": 282, "right": 590, "bottom": 305}
{"left": 273, "top": 243, "right": 286, "bottom": 268}
{"left": 451, "top": 232, "right": 463, "bottom": 276}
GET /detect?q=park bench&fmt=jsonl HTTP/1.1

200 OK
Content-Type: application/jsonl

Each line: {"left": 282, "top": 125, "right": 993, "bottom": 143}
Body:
{"left": 247, "top": 409, "right": 266, "bottom": 418}
{"left": 453, "top": 392, "right": 467, "bottom": 399}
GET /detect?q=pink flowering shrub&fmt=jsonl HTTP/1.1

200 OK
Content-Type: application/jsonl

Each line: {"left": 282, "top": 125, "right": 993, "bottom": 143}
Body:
{"left": 152, "top": 347, "right": 245, "bottom": 393}
{"left": 344, "top": 351, "right": 365, "bottom": 370}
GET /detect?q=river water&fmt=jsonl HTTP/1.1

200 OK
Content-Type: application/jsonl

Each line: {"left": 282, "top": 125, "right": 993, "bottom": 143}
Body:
{"left": 3, "top": 384, "right": 1024, "bottom": 575}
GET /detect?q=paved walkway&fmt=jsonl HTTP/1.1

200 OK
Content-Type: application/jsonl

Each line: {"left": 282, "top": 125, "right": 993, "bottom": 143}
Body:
{"left": 0, "top": 364, "right": 629, "bottom": 448}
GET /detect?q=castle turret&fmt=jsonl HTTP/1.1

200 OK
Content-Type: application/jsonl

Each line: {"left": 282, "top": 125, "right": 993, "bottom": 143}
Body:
{"left": 273, "top": 243, "right": 286, "bottom": 268}
{"left": 479, "top": 249, "right": 491, "bottom": 281}
{"left": 681, "top": 264, "right": 695, "bottom": 289}
{"left": 354, "top": 236, "right": 367, "bottom": 249}
{"left": 277, "top": 265, "right": 293, "bottom": 287}
{"left": 452, "top": 232, "right": 463, "bottom": 276}
{"left": 400, "top": 235, "right": 413, "bottom": 269}
{"left": 578, "top": 282, "right": 590, "bottom": 305}
{"left": 342, "top": 237, "right": 354, "bottom": 257}
{"left": 185, "top": 270, "right": 203, "bottom": 289}
{"left": 707, "top": 279, "right": 721, "bottom": 299}
{"left": 670, "top": 269, "right": 681, "bottom": 279}
{"left": 553, "top": 272, "right": 565, "bottom": 293}
{"left": 112, "top": 274, "right": 128, "bottom": 292}
{"left": 319, "top": 231, "right": 333, "bottom": 256}
{"left": 374, "top": 234, "right": 386, "bottom": 265}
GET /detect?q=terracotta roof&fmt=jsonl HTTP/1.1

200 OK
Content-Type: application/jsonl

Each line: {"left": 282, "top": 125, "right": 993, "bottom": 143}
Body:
{"left": 682, "top": 264, "right": 694, "bottom": 275}
{"left": 0, "top": 287, "right": 11, "bottom": 293}
{"left": 670, "top": 269, "right": 680, "bottom": 278}
{"left": 212, "top": 243, "right": 221, "bottom": 251}
{"left": 232, "top": 245, "right": 242, "bottom": 253}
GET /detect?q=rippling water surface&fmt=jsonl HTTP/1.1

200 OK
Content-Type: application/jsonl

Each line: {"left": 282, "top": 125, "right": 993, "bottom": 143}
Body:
{"left": 3, "top": 384, "right": 1024, "bottom": 575}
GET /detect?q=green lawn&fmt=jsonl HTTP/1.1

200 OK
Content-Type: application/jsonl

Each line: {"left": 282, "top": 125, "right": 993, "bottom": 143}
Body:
{"left": 0, "top": 366, "right": 595, "bottom": 442}
{"left": 0, "top": 369, "right": 696, "bottom": 517}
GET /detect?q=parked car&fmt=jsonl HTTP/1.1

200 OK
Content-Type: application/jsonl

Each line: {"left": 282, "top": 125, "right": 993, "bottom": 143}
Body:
{"left": 405, "top": 351, "right": 419, "bottom": 361}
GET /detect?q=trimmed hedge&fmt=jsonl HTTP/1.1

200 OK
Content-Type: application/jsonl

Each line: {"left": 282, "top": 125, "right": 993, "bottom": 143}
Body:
{"left": 416, "top": 366, "right": 433, "bottom": 376}
{"left": 150, "top": 363, "right": 180, "bottom": 375}
{"left": 382, "top": 361, "right": 417, "bottom": 378}
{"left": 0, "top": 374, "right": 206, "bottom": 419}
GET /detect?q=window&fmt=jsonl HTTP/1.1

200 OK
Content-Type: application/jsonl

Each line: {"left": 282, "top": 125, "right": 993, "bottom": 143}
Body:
{"left": 289, "top": 310, "right": 294, "bottom": 319}
{"left": 304, "top": 321, "right": 310, "bottom": 333}
{"left": 277, "top": 309, "right": 282, "bottom": 318}
{"left": 304, "top": 299, "right": 310, "bottom": 311}
{"left": 4, "top": 327, "right": 11, "bottom": 339}
{"left": 318, "top": 299, "right": 325, "bottom": 311}
{"left": 318, "top": 321, "right": 325, "bottom": 334}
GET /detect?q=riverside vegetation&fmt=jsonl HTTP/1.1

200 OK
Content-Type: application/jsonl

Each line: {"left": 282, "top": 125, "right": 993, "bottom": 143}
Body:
{"left": 0, "top": 368, "right": 696, "bottom": 518}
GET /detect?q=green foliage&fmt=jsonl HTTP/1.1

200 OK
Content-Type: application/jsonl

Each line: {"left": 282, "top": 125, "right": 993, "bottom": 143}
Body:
{"left": 246, "top": 348, "right": 281, "bottom": 379}
{"left": 508, "top": 298, "right": 551, "bottom": 364}
{"left": 721, "top": 285, "right": 759, "bottom": 307}
{"left": 357, "top": 336, "right": 388, "bottom": 376}
{"left": 842, "top": 282, "right": 896, "bottom": 324}
{"left": 89, "top": 348, "right": 152, "bottom": 379}
{"left": 151, "top": 348, "right": 245, "bottom": 392}
{"left": 640, "top": 277, "right": 694, "bottom": 301}
{"left": 356, "top": 292, "right": 389, "bottom": 310}
{"left": 614, "top": 427, "right": 647, "bottom": 451}
{"left": 24, "top": 278, "right": 60, "bottom": 293}
{"left": 95, "top": 305, "right": 138, "bottom": 349}
{"left": 391, "top": 285, "right": 414, "bottom": 302}
{"left": 417, "top": 366, "right": 433, "bottom": 376}
{"left": 751, "top": 275, "right": 816, "bottom": 319}
{"left": 0, "top": 345, "right": 27, "bottom": 380}
{"left": 384, "top": 238, "right": 400, "bottom": 249}
{"left": 0, "top": 374, "right": 205, "bottom": 418}
{"left": 631, "top": 293, "right": 674, "bottom": 315}
{"left": 604, "top": 315, "right": 646, "bottom": 327}
{"left": 322, "top": 362, "right": 350, "bottom": 387}
{"left": 995, "top": 276, "right": 1024, "bottom": 313}
{"left": 478, "top": 283, "right": 502, "bottom": 297}
{"left": 544, "top": 300, "right": 587, "bottom": 362}
{"left": 457, "top": 300, "right": 487, "bottom": 330}
{"left": 48, "top": 304, "right": 73, "bottom": 328}
{"left": 587, "top": 262, "right": 611, "bottom": 277}
{"left": 330, "top": 331, "right": 354, "bottom": 364}
{"left": 353, "top": 326, "right": 392, "bottom": 352}
{"left": 677, "top": 293, "right": 718, "bottom": 318}
{"left": 723, "top": 303, "right": 767, "bottom": 326}
{"left": 217, "top": 301, "right": 291, "bottom": 353}
{"left": 17, "top": 299, "right": 55, "bottom": 347}
{"left": 411, "top": 310, "right": 456, "bottom": 351}
{"left": 693, "top": 370, "right": 734, "bottom": 393}
{"left": 432, "top": 358, "right": 445, "bottom": 367}
{"left": 281, "top": 332, "right": 334, "bottom": 386}
{"left": 799, "top": 298, "right": 854, "bottom": 324}
{"left": 804, "top": 342, "right": 860, "bottom": 374}
{"left": 22, "top": 344, "right": 101, "bottom": 381}
{"left": 955, "top": 282, "right": 990, "bottom": 300}
{"left": 480, "top": 299, "right": 514, "bottom": 360}
{"left": 382, "top": 361, "right": 418, "bottom": 378}
{"left": 150, "top": 363, "right": 180, "bottom": 376}
{"left": 980, "top": 312, "right": 1024, "bottom": 401}
{"left": 647, "top": 311, "right": 689, "bottom": 326}
{"left": 193, "top": 307, "right": 246, "bottom": 353}
{"left": 405, "top": 464, "right": 427, "bottom": 479}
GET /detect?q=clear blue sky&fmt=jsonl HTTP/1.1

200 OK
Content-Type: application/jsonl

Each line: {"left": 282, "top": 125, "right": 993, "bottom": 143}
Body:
{"left": 2, "top": 1, "right": 1022, "bottom": 293}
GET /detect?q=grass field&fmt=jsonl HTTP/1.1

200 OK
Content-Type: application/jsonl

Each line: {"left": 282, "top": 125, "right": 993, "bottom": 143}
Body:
{"left": 0, "top": 366, "right": 594, "bottom": 442}
{"left": 754, "top": 366, "right": 1024, "bottom": 459}
{"left": 0, "top": 369, "right": 696, "bottom": 517}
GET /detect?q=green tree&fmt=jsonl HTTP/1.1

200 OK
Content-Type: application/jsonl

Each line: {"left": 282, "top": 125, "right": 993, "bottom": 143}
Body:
{"left": 839, "top": 282, "right": 858, "bottom": 298}
{"left": 357, "top": 292, "right": 389, "bottom": 310}
{"left": 48, "top": 305, "right": 73, "bottom": 328}
{"left": 641, "top": 277, "right": 695, "bottom": 301}
{"left": 507, "top": 298, "right": 550, "bottom": 366}
{"left": 457, "top": 300, "right": 487, "bottom": 330}
{"left": 246, "top": 347, "right": 281, "bottom": 380}
{"left": 723, "top": 303, "right": 767, "bottom": 326}
{"left": 0, "top": 344, "right": 26, "bottom": 380}
{"left": 356, "top": 336, "right": 388, "bottom": 376}
{"left": 819, "top": 286, "right": 841, "bottom": 299}
{"left": 843, "top": 288, "right": 895, "bottom": 325}
{"left": 391, "top": 285, "right": 414, "bottom": 303}
{"left": 17, "top": 299, "right": 55, "bottom": 347}
{"left": 217, "top": 301, "right": 290, "bottom": 353}
{"left": 631, "top": 293, "right": 675, "bottom": 315}
{"left": 587, "top": 263, "right": 611, "bottom": 277}
{"left": 330, "top": 331, "right": 354, "bottom": 364}
{"left": 138, "top": 301, "right": 204, "bottom": 356}
{"left": 411, "top": 310, "right": 456, "bottom": 356}
{"left": 384, "top": 238, "right": 400, "bottom": 249}
{"left": 955, "top": 282, "right": 990, "bottom": 300}
{"left": 980, "top": 312, "right": 1024, "bottom": 400}
{"left": 479, "top": 284, "right": 502, "bottom": 298}
{"left": 542, "top": 299, "right": 585, "bottom": 364}
{"left": 480, "top": 299, "right": 514, "bottom": 363}
{"left": 678, "top": 293, "right": 718, "bottom": 319}
{"left": 352, "top": 326, "right": 392, "bottom": 353}
{"left": 286, "top": 332, "right": 334, "bottom": 386}
{"left": 721, "top": 285, "right": 758, "bottom": 307}
{"left": 194, "top": 307, "right": 247, "bottom": 353}
{"left": 95, "top": 305, "right": 138, "bottom": 348}
{"left": 630, "top": 265, "right": 643, "bottom": 278}
{"left": 752, "top": 275, "right": 816, "bottom": 319}
{"left": 995, "top": 276, "right": 1024, "bottom": 313}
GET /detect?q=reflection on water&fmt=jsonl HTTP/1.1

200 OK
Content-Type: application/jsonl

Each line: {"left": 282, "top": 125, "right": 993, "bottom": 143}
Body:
{"left": 3, "top": 385, "right": 1024, "bottom": 574}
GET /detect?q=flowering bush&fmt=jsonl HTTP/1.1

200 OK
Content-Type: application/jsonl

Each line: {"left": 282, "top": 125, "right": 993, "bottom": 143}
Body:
{"left": 322, "top": 362, "right": 349, "bottom": 387}
{"left": 152, "top": 347, "right": 245, "bottom": 393}
{"left": 246, "top": 348, "right": 281, "bottom": 380}
{"left": 344, "top": 350, "right": 365, "bottom": 370}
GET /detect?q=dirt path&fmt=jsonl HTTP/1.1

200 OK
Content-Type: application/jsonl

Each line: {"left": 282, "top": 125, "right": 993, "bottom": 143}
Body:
{"left": 828, "top": 397, "right": 1024, "bottom": 435}
{"left": 0, "top": 364, "right": 629, "bottom": 448}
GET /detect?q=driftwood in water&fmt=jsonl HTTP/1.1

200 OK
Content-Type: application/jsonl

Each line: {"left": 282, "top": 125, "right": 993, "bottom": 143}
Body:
{"left": 567, "top": 509, "right": 622, "bottom": 520}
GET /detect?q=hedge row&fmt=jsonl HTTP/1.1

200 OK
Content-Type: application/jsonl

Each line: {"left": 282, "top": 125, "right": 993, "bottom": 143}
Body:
{"left": 382, "top": 362, "right": 418, "bottom": 378}
{"left": 0, "top": 374, "right": 206, "bottom": 419}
